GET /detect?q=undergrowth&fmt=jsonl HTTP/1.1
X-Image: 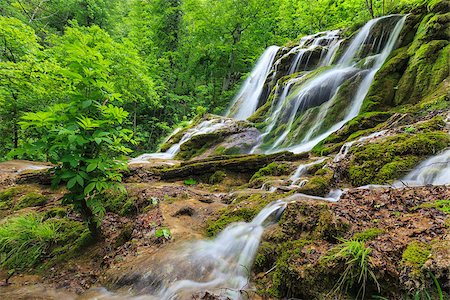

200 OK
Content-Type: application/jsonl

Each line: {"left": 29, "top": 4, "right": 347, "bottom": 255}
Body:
{"left": 323, "top": 239, "right": 379, "bottom": 299}
{"left": 0, "top": 213, "right": 88, "bottom": 272}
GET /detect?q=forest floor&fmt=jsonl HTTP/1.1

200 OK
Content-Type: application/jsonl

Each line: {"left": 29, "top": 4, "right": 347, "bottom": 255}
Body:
{"left": 0, "top": 160, "right": 449, "bottom": 299}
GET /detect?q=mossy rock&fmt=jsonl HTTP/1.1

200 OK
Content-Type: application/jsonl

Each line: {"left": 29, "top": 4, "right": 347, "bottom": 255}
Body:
{"left": 250, "top": 162, "right": 290, "bottom": 183}
{"left": 0, "top": 187, "right": 19, "bottom": 203}
{"left": 14, "top": 192, "right": 48, "bottom": 210}
{"left": 362, "top": 46, "right": 411, "bottom": 112}
{"left": 209, "top": 170, "right": 226, "bottom": 184}
{"left": 175, "top": 132, "right": 227, "bottom": 160}
{"left": 297, "top": 168, "right": 334, "bottom": 197}
{"left": 396, "top": 40, "right": 449, "bottom": 106}
{"left": 313, "top": 112, "right": 392, "bottom": 155}
{"left": 103, "top": 190, "right": 138, "bottom": 216}
{"left": 0, "top": 187, "right": 20, "bottom": 210}
{"left": 347, "top": 131, "right": 450, "bottom": 186}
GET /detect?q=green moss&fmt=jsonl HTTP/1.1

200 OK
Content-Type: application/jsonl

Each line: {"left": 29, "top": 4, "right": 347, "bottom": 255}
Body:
{"left": 103, "top": 190, "right": 138, "bottom": 216}
{"left": 250, "top": 162, "right": 289, "bottom": 183}
{"left": 348, "top": 132, "right": 450, "bottom": 186}
{"left": 396, "top": 40, "right": 449, "bottom": 105}
{"left": 175, "top": 132, "right": 226, "bottom": 160}
{"left": 269, "top": 239, "right": 314, "bottom": 297}
{"left": 298, "top": 168, "right": 334, "bottom": 197}
{"left": 316, "top": 209, "right": 349, "bottom": 241}
{"left": 209, "top": 170, "right": 226, "bottom": 184}
{"left": 254, "top": 241, "right": 277, "bottom": 271}
{"left": 353, "top": 228, "right": 384, "bottom": 241}
{"left": 206, "top": 207, "right": 257, "bottom": 236}
{"left": 313, "top": 112, "right": 392, "bottom": 155}
{"left": 14, "top": 192, "right": 48, "bottom": 210}
{"left": 362, "top": 46, "right": 411, "bottom": 111}
{"left": 0, "top": 187, "right": 19, "bottom": 202}
{"left": 419, "top": 199, "right": 450, "bottom": 214}
{"left": 401, "top": 241, "right": 432, "bottom": 269}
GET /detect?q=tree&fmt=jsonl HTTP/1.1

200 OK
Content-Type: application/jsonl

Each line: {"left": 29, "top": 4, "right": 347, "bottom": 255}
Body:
{"left": 17, "top": 24, "right": 136, "bottom": 237}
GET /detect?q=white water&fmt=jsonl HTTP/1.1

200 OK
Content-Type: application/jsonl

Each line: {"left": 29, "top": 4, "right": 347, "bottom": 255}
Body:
{"left": 154, "top": 199, "right": 289, "bottom": 299}
{"left": 129, "top": 119, "right": 232, "bottom": 164}
{"left": 333, "top": 130, "right": 388, "bottom": 162}
{"left": 254, "top": 15, "right": 405, "bottom": 154}
{"left": 290, "top": 157, "right": 328, "bottom": 185}
{"left": 401, "top": 149, "right": 450, "bottom": 185}
{"left": 227, "top": 46, "right": 280, "bottom": 120}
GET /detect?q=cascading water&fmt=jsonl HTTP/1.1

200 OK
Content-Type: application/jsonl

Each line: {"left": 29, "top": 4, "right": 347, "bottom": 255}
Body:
{"left": 226, "top": 46, "right": 280, "bottom": 120}
{"left": 401, "top": 149, "right": 450, "bottom": 185}
{"left": 130, "top": 15, "right": 406, "bottom": 163}
{"left": 129, "top": 119, "right": 232, "bottom": 163}
{"left": 253, "top": 15, "right": 406, "bottom": 154}
{"left": 290, "top": 157, "right": 327, "bottom": 185}
{"left": 94, "top": 199, "right": 289, "bottom": 300}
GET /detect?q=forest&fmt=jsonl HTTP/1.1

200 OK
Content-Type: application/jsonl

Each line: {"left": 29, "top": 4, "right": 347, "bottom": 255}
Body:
{"left": 0, "top": 0, "right": 449, "bottom": 299}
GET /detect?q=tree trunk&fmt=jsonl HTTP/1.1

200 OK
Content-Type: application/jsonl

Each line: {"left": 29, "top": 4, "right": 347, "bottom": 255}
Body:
{"left": 80, "top": 199, "right": 102, "bottom": 240}
{"left": 365, "top": 0, "right": 375, "bottom": 18}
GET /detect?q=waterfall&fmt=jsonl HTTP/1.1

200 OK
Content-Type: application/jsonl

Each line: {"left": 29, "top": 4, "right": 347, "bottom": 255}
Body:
{"left": 129, "top": 119, "right": 232, "bottom": 163}
{"left": 401, "top": 149, "right": 450, "bottom": 185}
{"left": 156, "top": 200, "right": 286, "bottom": 299}
{"left": 131, "top": 15, "right": 406, "bottom": 163}
{"left": 254, "top": 15, "right": 406, "bottom": 154}
{"left": 226, "top": 46, "right": 280, "bottom": 120}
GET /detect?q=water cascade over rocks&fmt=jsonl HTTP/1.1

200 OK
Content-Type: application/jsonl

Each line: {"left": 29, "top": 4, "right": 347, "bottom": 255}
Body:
{"left": 131, "top": 15, "right": 406, "bottom": 163}
{"left": 226, "top": 46, "right": 281, "bottom": 120}
{"left": 333, "top": 130, "right": 388, "bottom": 162}
{"left": 254, "top": 15, "right": 406, "bottom": 154}
{"left": 400, "top": 149, "right": 450, "bottom": 185}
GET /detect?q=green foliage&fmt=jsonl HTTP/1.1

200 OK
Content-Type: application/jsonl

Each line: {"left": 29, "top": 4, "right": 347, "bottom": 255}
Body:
{"left": 0, "top": 213, "right": 87, "bottom": 271}
{"left": 323, "top": 239, "right": 379, "bottom": 299}
{"left": 14, "top": 24, "right": 140, "bottom": 235}
{"left": 155, "top": 228, "right": 172, "bottom": 240}
{"left": 183, "top": 178, "right": 198, "bottom": 186}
